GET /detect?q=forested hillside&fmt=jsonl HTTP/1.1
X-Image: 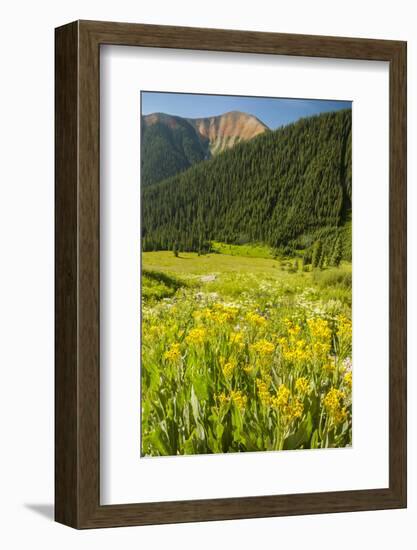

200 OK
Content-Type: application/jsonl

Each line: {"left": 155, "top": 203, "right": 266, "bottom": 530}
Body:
{"left": 142, "top": 109, "right": 352, "bottom": 260}
{"left": 141, "top": 114, "right": 208, "bottom": 187}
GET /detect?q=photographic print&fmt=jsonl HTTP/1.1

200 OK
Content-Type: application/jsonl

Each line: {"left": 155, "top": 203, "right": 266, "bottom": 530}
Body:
{"left": 140, "top": 91, "right": 352, "bottom": 457}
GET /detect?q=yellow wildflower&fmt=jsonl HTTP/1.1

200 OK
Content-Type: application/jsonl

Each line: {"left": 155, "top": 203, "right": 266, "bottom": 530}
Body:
{"left": 295, "top": 339, "right": 310, "bottom": 361}
{"left": 289, "top": 398, "right": 304, "bottom": 420}
{"left": 259, "top": 369, "right": 271, "bottom": 385}
{"left": 217, "top": 390, "right": 247, "bottom": 410}
{"left": 326, "top": 404, "right": 347, "bottom": 424}
{"left": 323, "top": 387, "right": 344, "bottom": 412}
{"left": 337, "top": 315, "right": 352, "bottom": 340}
{"left": 229, "top": 331, "right": 245, "bottom": 347}
{"left": 246, "top": 312, "right": 267, "bottom": 327}
{"left": 279, "top": 338, "right": 311, "bottom": 362}
{"left": 323, "top": 387, "right": 347, "bottom": 425}
{"left": 285, "top": 319, "right": 301, "bottom": 339}
{"left": 212, "top": 303, "right": 238, "bottom": 323}
{"left": 163, "top": 343, "right": 181, "bottom": 362}
{"left": 311, "top": 340, "right": 331, "bottom": 358}
{"left": 200, "top": 308, "right": 213, "bottom": 321}
{"left": 251, "top": 339, "right": 275, "bottom": 356}
{"left": 220, "top": 357, "right": 237, "bottom": 378}
{"left": 217, "top": 392, "right": 229, "bottom": 406}
{"left": 230, "top": 389, "right": 248, "bottom": 409}
{"left": 295, "top": 377, "right": 310, "bottom": 396}
{"left": 186, "top": 327, "right": 206, "bottom": 345}
{"left": 256, "top": 378, "right": 271, "bottom": 406}
{"left": 307, "top": 317, "right": 332, "bottom": 359}
{"left": 344, "top": 371, "right": 352, "bottom": 389}
{"left": 271, "top": 385, "right": 303, "bottom": 421}
{"left": 307, "top": 318, "right": 331, "bottom": 341}
{"left": 273, "top": 384, "right": 291, "bottom": 408}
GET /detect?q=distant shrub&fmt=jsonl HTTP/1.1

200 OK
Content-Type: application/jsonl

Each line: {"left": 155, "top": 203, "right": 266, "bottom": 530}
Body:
{"left": 313, "top": 269, "right": 352, "bottom": 290}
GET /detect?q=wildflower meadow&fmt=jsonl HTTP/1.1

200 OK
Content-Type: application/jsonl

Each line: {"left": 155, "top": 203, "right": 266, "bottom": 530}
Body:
{"left": 140, "top": 95, "right": 352, "bottom": 457}
{"left": 141, "top": 250, "right": 352, "bottom": 456}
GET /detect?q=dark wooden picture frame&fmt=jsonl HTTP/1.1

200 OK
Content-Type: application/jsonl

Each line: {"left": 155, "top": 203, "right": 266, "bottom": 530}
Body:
{"left": 55, "top": 20, "right": 407, "bottom": 529}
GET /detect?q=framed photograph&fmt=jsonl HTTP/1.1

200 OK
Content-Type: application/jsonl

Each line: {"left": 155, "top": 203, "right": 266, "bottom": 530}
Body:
{"left": 55, "top": 20, "right": 407, "bottom": 528}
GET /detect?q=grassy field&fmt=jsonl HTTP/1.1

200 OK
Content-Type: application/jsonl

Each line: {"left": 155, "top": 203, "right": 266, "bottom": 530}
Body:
{"left": 211, "top": 241, "right": 275, "bottom": 259}
{"left": 141, "top": 247, "right": 352, "bottom": 456}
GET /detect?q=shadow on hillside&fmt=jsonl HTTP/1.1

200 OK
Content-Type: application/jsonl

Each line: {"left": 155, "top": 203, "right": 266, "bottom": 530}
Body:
{"left": 143, "top": 269, "right": 185, "bottom": 290}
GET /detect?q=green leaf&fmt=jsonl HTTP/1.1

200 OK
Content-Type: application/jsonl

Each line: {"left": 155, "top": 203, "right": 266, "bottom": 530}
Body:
{"left": 284, "top": 412, "right": 313, "bottom": 450}
{"left": 190, "top": 385, "right": 200, "bottom": 424}
{"left": 193, "top": 374, "right": 209, "bottom": 401}
{"left": 145, "top": 426, "right": 172, "bottom": 456}
{"left": 216, "top": 422, "right": 224, "bottom": 441}
{"left": 310, "top": 429, "right": 319, "bottom": 449}
{"left": 184, "top": 430, "right": 197, "bottom": 454}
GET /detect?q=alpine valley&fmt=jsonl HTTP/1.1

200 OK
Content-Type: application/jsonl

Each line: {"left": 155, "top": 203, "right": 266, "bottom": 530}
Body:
{"left": 141, "top": 103, "right": 353, "bottom": 457}
{"left": 141, "top": 108, "right": 352, "bottom": 262}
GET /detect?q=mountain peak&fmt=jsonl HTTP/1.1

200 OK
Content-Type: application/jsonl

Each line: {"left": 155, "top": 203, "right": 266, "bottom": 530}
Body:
{"left": 187, "top": 111, "right": 268, "bottom": 155}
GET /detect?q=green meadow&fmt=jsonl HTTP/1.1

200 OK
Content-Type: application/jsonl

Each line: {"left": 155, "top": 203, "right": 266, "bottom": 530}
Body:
{"left": 141, "top": 246, "right": 352, "bottom": 456}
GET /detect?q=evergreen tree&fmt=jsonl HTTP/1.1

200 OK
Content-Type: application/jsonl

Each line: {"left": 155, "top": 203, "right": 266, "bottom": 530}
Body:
{"left": 312, "top": 240, "right": 323, "bottom": 268}
{"left": 331, "top": 237, "right": 343, "bottom": 267}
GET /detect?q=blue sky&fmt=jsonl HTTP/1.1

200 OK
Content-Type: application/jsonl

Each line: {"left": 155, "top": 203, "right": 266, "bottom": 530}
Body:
{"left": 141, "top": 91, "right": 351, "bottom": 130}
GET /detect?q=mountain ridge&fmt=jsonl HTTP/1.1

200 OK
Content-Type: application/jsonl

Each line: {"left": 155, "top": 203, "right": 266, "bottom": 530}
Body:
{"left": 141, "top": 110, "right": 269, "bottom": 186}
